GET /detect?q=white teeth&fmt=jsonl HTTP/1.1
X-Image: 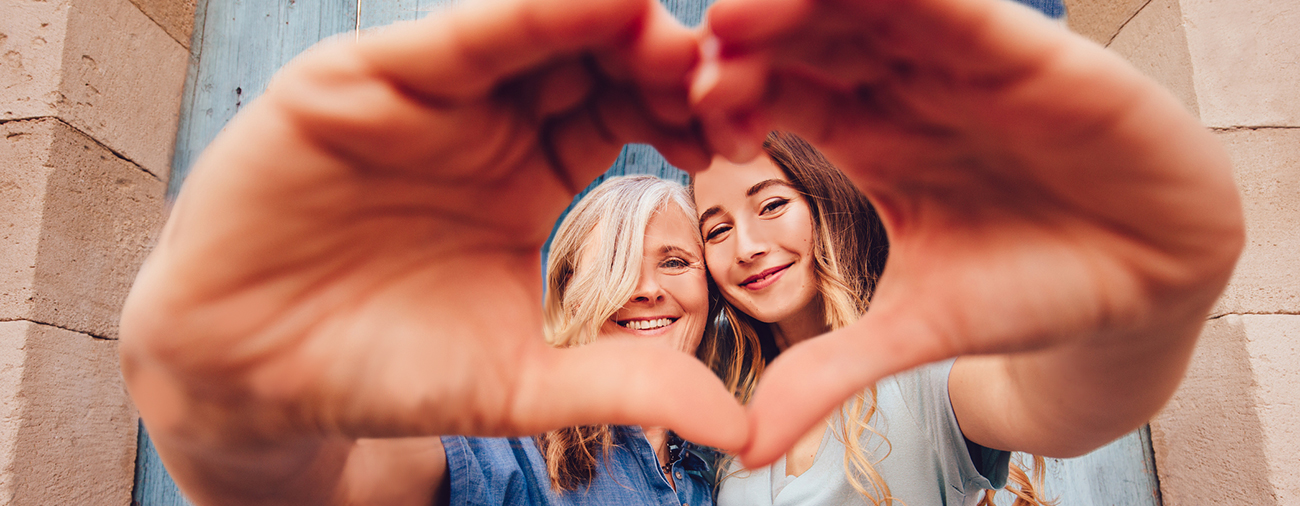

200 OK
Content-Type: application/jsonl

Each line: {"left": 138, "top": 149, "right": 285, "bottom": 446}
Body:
{"left": 624, "top": 318, "right": 672, "bottom": 330}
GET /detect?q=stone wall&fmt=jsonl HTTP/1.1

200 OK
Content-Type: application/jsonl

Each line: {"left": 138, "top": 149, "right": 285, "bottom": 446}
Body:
{"left": 0, "top": 0, "right": 192, "bottom": 503}
{"left": 1065, "top": 0, "right": 1300, "bottom": 503}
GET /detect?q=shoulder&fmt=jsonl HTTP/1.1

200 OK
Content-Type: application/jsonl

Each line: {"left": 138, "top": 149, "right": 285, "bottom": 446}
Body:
{"left": 442, "top": 435, "right": 555, "bottom": 506}
{"left": 881, "top": 360, "right": 1011, "bottom": 495}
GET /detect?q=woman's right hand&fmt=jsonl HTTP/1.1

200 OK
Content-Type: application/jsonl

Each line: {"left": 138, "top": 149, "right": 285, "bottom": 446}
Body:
{"left": 119, "top": 0, "right": 746, "bottom": 503}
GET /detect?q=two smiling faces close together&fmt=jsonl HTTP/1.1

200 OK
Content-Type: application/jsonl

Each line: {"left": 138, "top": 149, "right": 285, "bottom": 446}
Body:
{"left": 558, "top": 137, "right": 839, "bottom": 378}
{"left": 544, "top": 131, "right": 900, "bottom": 499}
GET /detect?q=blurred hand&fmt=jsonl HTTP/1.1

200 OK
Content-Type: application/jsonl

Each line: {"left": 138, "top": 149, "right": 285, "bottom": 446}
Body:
{"left": 693, "top": 0, "right": 1243, "bottom": 465}
{"left": 120, "top": 0, "right": 747, "bottom": 479}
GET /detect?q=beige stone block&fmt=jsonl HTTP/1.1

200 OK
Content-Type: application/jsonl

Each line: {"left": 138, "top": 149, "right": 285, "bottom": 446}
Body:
{"left": 128, "top": 0, "right": 197, "bottom": 49}
{"left": 0, "top": 123, "right": 47, "bottom": 322}
{"left": 1063, "top": 0, "right": 1149, "bottom": 46}
{"left": 1243, "top": 316, "right": 1300, "bottom": 505}
{"left": 0, "top": 0, "right": 189, "bottom": 179}
{"left": 0, "top": 0, "right": 69, "bottom": 120}
{"left": 0, "top": 320, "right": 137, "bottom": 505}
{"left": 1107, "top": 0, "right": 1198, "bottom": 116}
{"left": 60, "top": 0, "right": 189, "bottom": 179}
{"left": 1211, "top": 128, "right": 1300, "bottom": 315}
{"left": 1150, "top": 315, "right": 1275, "bottom": 505}
{"left": 1181, "top": 0, "right": 1300, "bottom": 127}
{"left": 0, "top": 118, "right": 166, "bottom": 340}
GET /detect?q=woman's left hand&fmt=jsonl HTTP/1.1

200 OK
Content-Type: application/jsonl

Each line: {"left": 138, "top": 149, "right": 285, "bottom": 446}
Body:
{"left": 692, "top": 0, "right": 1244, "bottom": 466}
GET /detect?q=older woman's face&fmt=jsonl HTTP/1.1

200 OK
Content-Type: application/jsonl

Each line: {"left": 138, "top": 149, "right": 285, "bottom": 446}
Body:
{"left": 596, "top": 208, "right": 710, "bottom": 354}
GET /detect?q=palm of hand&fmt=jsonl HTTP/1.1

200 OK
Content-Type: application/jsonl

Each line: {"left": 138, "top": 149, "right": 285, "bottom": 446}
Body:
{"left": 122, "top": 0, "right": 744, "bottom": 450}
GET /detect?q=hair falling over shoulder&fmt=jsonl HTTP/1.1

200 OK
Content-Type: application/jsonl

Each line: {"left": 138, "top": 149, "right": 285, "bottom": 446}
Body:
{"left": 715, "top": 132, "right": 1055, "bottom": 506}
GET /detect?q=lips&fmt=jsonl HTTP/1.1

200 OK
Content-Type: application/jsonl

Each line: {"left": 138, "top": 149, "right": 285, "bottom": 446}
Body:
{"left": 740, "top": 263, "right": 793, "bottom": 291}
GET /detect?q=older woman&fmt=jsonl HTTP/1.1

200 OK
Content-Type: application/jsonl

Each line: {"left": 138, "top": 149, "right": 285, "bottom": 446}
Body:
{"left": 440, "top": 175, "right": 730, "bottom": 505}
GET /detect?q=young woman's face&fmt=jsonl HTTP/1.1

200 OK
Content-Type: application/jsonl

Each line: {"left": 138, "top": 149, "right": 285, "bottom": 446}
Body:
{"left": 595, "top": 208, "right": 710, "bottom": 354}
{"left": 694, "top": 156, "right": 820, "bottom": 325}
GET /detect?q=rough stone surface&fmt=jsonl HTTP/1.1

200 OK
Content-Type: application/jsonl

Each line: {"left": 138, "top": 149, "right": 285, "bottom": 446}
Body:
{"left": 0, "top": 123, "right": 46, "bottom": 324}
{"left": 0, "top": 0, "right": 69, "bottom": 121}
{"left": 0, "top": 320, "right": 138, "bottom": 505}
{"left": 1182, "top": 0, "right": 1300, "bottom": 127}
{"left": 60, "top": 0, "right": 190, "bottom": 179}
{"left": 1211, "top": 128, "right": 1300, "bottom": 315}
{"left": 128, "top": 0, "right": 197, "bottom": 49}
{"left": 1063, "top": 0, "right": 1150, "bottom": 45}
{"left": 1107, "top": 0, "right": 1198, "bottom": 117}
{"left": 0, "top": 118, "right": 166, "bottom": 340}
{"left": 1150, "top": 316, "right": 1277, "bottom": 505}
{"left": 0, "top": 0, "right": 189, "bottom": 179}
{"left": 1244, "top": 316, "right": 1300, "bottom": 505}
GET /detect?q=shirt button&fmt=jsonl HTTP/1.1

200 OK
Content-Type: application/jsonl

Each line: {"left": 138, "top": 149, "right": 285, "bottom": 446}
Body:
{"left": 675, "top": 471, "right": 684, "bottom": 480}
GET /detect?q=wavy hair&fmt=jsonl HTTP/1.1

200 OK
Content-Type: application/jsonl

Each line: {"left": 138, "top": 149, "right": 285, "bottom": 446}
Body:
{"left": 537, "top": 175, "right": 758, "bottom": 491}
{"left": 715, "top": 132, "right": 1053, "bottom": 505}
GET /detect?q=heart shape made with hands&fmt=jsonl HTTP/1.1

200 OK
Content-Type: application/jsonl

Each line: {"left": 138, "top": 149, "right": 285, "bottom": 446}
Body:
{"left": 121, "top": 0, "right": 1239, "bottom": 470}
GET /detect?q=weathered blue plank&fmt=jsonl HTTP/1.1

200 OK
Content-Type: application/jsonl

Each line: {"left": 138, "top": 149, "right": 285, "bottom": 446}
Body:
{"left": 994, "top": 426, "right": 1162, "bottom": 506}
{"left": 134, "top": 422, "right": 196, "bottom": 506}
{"left": 169, "top": 0, "right": 359, "bottom": 198}
{"left": 358, "top": 0, "right": 451, "bottom": 28}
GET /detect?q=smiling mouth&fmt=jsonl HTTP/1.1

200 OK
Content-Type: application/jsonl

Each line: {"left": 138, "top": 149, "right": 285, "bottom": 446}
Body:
{"left": 617, "top": 318, "right": 677, "bottom": 331}
{"left": 741, "top": 263, "right": 794, "bottom": 290}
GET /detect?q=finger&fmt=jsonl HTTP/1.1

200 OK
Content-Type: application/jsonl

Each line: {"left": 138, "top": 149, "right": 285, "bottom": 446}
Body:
{"left": 358, "top": 0, "right": 659, "bottom": 101}
{"left": 739, "top": 310, "right": 949, "bottom": 466}
{"left": 704, "top": 0, "right": 813, "bottom": 48}
{"left": 512, "top": 340, "right": 750, "bottom": 452}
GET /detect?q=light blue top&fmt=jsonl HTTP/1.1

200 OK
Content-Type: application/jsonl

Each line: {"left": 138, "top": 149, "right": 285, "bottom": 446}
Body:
{"left": 717, "top": 360, "right": 1009, "bottom": 506}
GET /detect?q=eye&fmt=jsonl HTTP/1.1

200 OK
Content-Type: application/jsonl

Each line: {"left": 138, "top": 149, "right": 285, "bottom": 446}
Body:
{"left": 661, "top": 257, "right": 690, "bottom": 269}
{"left": 659, "top": 256, "right": 695, "bottom": 274}
{"left": 704, "top": 224, "right": 732, "bottom": 242}
{"left": 760, "top": 198, "right": 789, "bottom": 215}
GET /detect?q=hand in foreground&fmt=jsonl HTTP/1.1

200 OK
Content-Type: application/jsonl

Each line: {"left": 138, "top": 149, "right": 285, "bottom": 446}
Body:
{"left": 694, "top": 0, "right": 1243, "bottom": 466}
{"left": 119, "top": 0, "right": 745, "bottom": 502}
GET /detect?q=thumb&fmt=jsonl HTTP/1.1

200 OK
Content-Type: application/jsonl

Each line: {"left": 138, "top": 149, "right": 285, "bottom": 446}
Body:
{"left": 740, "top": 311, "right": 947, "bottom": 466}
{"left": 512, "top": 340, "right": 749, "bottom": 452}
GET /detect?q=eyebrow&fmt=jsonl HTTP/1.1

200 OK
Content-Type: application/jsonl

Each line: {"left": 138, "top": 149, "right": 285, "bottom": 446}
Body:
{"left": 698, "top": 205, "right": 723, "bottom": 224}
{"left": 747, "top": 178, "right": 793, "bottom": 197}
{"left": 699, "top": 179, "right": 795, "bottom": 224}
{"left": 658, "top": 245, "right": 698, "bottom": 258}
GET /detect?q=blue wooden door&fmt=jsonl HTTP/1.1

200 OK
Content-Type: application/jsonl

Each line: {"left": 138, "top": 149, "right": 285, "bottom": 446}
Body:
{"left": 135, "top": 1, "right": 1161, "bottom": 504}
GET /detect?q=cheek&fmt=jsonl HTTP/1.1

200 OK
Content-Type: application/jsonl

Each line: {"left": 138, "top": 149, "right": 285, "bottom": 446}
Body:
{"left": 667, "top": 272, "right": 710, "bottom": 317}
{"left": 704, "top": 245, "right": 735, "bottom": 290}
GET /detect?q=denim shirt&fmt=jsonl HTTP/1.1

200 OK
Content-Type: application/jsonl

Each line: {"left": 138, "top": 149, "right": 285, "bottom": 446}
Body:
{"left": 442, "top": 426, "right": 715, "bottom": 506}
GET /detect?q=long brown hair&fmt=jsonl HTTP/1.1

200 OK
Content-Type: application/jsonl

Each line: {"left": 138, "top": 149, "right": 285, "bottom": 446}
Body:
{"left": 718, "top": 132, "right": 1052, "bottom": 505}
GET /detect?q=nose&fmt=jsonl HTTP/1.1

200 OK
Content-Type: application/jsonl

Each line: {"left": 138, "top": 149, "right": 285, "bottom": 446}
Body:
{"left": 733, "top": 218, "right": 769, "bottom": 264}
{"left": 629, "top": 273, "right": 665, "bottom": 305}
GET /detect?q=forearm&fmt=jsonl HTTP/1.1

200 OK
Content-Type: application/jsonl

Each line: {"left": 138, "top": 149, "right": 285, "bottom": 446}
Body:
{"left": 954, "top": 321, "right": 1198, "bottom": 457}
{"left": 123, "top": 342, "right": 354, "bottom": 506}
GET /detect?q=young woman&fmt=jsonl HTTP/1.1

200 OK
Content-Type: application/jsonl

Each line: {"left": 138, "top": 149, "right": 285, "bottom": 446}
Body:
{"left": 693, "top": 132, "right": 1052, "bottom": 506}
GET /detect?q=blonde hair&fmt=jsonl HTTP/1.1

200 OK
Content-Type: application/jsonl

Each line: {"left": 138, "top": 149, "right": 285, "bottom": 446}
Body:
{"left": 537, "top": 175, "right": 754, "bottom": 491}
{"left": 718, "top": 132, "right": 1053, "bottom": 505}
